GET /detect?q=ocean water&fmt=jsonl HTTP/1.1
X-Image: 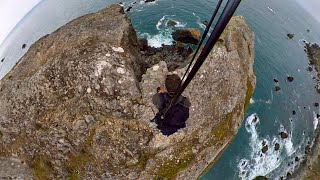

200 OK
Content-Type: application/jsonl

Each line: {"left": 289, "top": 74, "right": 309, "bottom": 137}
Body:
{"left": 1, "top": 0, "right": 320, "bottom": 179}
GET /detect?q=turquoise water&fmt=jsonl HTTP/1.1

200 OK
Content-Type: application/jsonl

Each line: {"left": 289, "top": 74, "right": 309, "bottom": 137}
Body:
{"left": 1, "top": 0, "right": 320, "bottom": 179}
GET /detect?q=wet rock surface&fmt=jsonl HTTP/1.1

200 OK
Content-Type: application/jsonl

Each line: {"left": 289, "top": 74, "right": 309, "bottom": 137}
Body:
{"left": 172, "top": 28, "right": 201, "bottom": 45}
{"left": 0, "top": 5, "right": 255, "bottom": 179}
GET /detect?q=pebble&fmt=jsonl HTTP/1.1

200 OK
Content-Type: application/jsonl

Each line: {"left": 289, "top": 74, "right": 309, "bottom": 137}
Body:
{"left": 112, "top": 47, "right": 124, "bottom": 53}
{"left": 87, "top": 87, "right": 92, "bottom": 93}
{"left": 117, "top": 67, "right": 125, "bottom": 74}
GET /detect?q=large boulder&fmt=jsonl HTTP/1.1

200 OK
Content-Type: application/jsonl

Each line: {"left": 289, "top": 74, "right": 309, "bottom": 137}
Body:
{"left": 172, "top": 28, "right": 201, "bottom": 45}
{"left": 0, "top": 5, "right": 255, "bottom": 180}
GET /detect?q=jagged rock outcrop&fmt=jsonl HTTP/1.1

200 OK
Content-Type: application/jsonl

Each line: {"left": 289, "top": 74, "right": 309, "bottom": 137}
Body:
{"left": 172, "top": 29, "right": 201, "bottom": 45}
{"left": 0, "top": 5, "right": 255, "bottom": 179}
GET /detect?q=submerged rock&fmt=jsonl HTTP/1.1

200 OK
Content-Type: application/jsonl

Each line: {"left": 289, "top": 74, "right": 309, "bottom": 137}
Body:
{"left": 0, "top": 58, "right": 4, "bottom": 62}
{"left": 167, "top": 20, "right": 177, "bottom": 27}
{"left": 275, "top": 86, "right": 281, "bottom": 91}
{"left": 273, "top": 78, "right": 279, "bottom": 83}
{"left": 22, "top": 43, "right": 27, "bottom": 49}
{"left": 172, "top": 28, "right": 201, "bottom": 45}
{"left": 287, "top": 76, "right": 294, "bottom": 82}
{"left": 287, "top": 33, "right": 294, "bottom": 39}
{"left": 0, "top": 5, "right": 255, "bottom": 179}
{"left": 145, "top": 0, "right": 155, "bottom": 3}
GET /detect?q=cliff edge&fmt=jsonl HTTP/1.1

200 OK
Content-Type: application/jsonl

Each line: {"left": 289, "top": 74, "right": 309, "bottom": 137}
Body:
{"left": 0, "top": 5, "right": 255, "bottom": 179}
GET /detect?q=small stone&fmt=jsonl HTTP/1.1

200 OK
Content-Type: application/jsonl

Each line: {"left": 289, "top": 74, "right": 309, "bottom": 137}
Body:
{"left": 292, "top": 110, "right": 296, "bottom": 115}
{"left": 105, "top": 53, "right": 111, "bottom": 57}
{"left": 314, "top": 102, "right": 319, "bottom": 107}
{"left": 287, "top": 76, "right": 294, "bottom": 82}
{"left": 275, "top": 86, "right": 281, "bottom": 91}
{"left": 295, "top": 156, "right": 299, "bottom": 162}
{"left": 22, "top": 44, "right": 27, "bottom": 49}
{"left": 307, "top": 29, "right": 310, "bottom": 32}
{"left": 112, "top": 47, "right": 124, "bottom": 53}
{"left": 308, "top": 66, "right": 313, "bottom": 71}
{"left": 116, "top": 67, "right": 125, "bottom": 74}
{"left": 87, "top": 88, "right": 92, "bottom": 93}
{"left": 317, "top": 114, "right": 320, "bottom": 118}
{"left": 273, "top": 78, "right": 278, "bottom": 83}
{"left": 153, "top": 65, "right": 159, "bottom": 71}
{"left": 1, "top": 58, "right": 4, "bottom": 62}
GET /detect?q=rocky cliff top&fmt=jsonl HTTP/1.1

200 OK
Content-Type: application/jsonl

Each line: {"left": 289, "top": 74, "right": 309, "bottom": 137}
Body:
{"left": 0, "top": 4, "right": 255, "bottom": 179}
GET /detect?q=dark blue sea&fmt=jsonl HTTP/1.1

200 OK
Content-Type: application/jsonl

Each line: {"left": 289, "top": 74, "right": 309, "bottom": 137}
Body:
{"left": 1, "top": 0, "right": 320, "bottom": 179}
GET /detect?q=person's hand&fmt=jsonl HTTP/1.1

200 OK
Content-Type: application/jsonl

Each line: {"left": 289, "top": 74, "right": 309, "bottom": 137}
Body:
{"left": 157, "top": 87, "right": 167, "bottom": 93}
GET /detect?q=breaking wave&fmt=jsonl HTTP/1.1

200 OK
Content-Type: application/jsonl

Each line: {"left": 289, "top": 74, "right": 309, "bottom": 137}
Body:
{"left": 238, "top": 114, "right": 296, "bottom": 180}
{"left": 139, "top": 15, "right": 186, "bottom": 47}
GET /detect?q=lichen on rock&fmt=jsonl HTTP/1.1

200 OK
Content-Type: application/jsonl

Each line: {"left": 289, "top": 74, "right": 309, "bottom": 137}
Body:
{"left": 0, "top": 5, "right": 255, "bottom": 179}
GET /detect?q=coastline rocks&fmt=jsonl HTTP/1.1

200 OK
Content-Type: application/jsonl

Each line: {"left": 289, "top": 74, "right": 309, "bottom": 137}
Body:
{"left": 275, "top": 86, "right": 281, "bottom": 91}
{"left": 0, "top": 5, "right": 255, "bottom": 180}
{"left": 287, "top": 33, "right": 294, "bottom": 39}
{"left": 172, "top": 28, "right": 201, "bottom": 45}
{"left": 22, "top": 44, "right": 26, "bottom": 49}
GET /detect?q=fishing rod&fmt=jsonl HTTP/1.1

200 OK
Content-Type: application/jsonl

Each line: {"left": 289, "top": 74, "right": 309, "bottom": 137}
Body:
{"left": 181, "top": 0, "right": 224, "bottom": 82}
{"left": 161, "top": 0, "right": 242, "bottom": 118}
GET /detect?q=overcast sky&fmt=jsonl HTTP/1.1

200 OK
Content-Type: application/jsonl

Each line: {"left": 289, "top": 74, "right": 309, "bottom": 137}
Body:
{"left": 0, "top": 0, "right": 41, "bottom": 44}
{"left": 295, "top": 0, "right": 320, "bottom": 21}
{"left": 0, "top": 0, "right": 320, "bottom": 46}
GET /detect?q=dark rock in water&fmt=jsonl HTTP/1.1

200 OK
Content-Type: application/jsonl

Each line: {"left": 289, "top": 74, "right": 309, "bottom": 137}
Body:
{"left": 305, "top": 145, "right": 311, "bottom": 154}
{"left": 280, "top": 132, "right": 289, "bottom": 139}
{"left": 253, "top": 116, "right": 258, "bottom": 123}
{"left": 307, "top": 29, "right": 310, "bottom": 33}
{"left": 295, "top": 156, "right": 300, "bottom": 162}
{"left": 145, "top": 0, "right": 155, "bottom": 3}
{"left": 126, "top": 6, "right": 132, "bottom": 12}
{"left": 292, "top": 110, "right": 296, "bottom": 115}
{"left": 317, "top": 114, "right": 320, "bottom": 118}
{"left": 274, "top": 143, "right": 280, "bottom": 151}
{"left": 287, "top": 172, "right": 292, "bottom": 178}
{"left": 167, "top": 20, "right": 177, "bottom": 27}
{"left": 203, "top": 20, "right": 209, "bottom": 26}
{"left": 308, "top": 66, "right": 313, "bottom": 71}
{"left": 273, "top": 78, "right": 278, "bottom": 83}
{"left": 275, "top": 86, "right": 281, "bottom": 91}
{"left": 138, "top": 38, "right": 148, "bottom": 51}
{"left": 172, "top": 28, "right": 201, "bottom": 45}
{"left": 261, "top": 145, "right": 268, "bottom": 153}
{"left": 287, "top": 76, "right": 294, "bottom": 82}
{"left": 22, "top": 44, "right": 27, "bottom": 49}
{"left": 253, "top": 176, "right": 268, "bottom": 180}
{"left": 1, "top": 58, "right": 4, "bottom": 62}
{"left": 287, "top": 33, "right": 294, "bottom": 39}
{"left": 314, "top": 102, "right": 319, "bottom": 107}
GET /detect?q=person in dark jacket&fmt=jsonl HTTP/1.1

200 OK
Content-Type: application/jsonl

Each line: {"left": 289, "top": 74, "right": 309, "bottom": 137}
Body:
{"left": 152, "top": 74, "right": 191, "bottom": 136}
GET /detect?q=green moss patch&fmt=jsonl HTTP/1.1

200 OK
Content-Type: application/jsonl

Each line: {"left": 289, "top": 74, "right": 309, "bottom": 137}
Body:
{"left": 30, "top": 155, "right": 52, "bottom": 180}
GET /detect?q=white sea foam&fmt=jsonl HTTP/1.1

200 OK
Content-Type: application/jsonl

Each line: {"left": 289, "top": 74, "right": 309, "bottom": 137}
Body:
{"left": 141, "top": 15, "right": 186, "bottom": 48}
{"left": 267, "top": 7, "right": 274, "bottom": 13}
{"left": 313, "top": 111, "right": 319, "bottom": 130}
{"left": 238, "top": 114, "right": 296, "bottom": 180}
